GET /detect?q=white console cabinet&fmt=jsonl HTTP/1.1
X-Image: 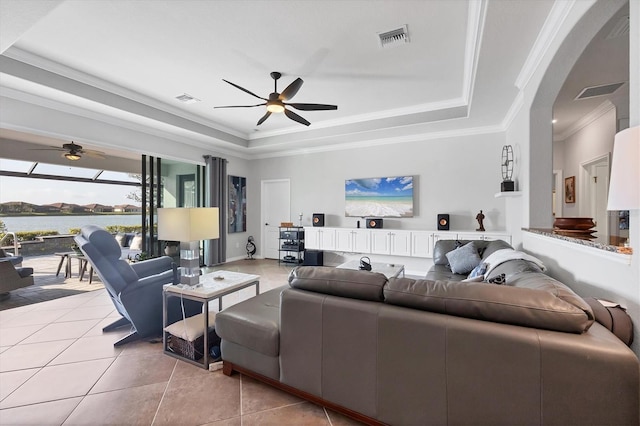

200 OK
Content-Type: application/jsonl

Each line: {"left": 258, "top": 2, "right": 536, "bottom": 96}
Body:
{"left": 304, "top": 227, "right": 510, "bottom": 259}
{"left": 370, "top": 230, "right": 412, "bottom": 257}
{"left": 411, "top": 231, "right": 433, "bottom": 258}
{"left": 305, "top": 227, "right": 336, "bottom": 250}
{"left": 335, "top": 228, "right": 371, "bottom": 253}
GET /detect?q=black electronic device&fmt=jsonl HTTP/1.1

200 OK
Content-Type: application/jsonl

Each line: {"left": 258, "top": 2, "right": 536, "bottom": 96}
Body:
{"left": 437, "top": 214, "right": 450, "bottom": 231}
{"left": 280, "top": 230, "right": 304, "bottom": 239}
{"left": 303, "top": 250, "right": 324, "bottom": 266}
{"left": 366, "top": 218, "right": 383, "bottom": 229}
{"left": 359, "top": 256, "right": 372, "bottom": 271}
{"left": 281, "top": 241, "right": 303, "bottom": 250}
{"left": 312, "top": 213, "right": 325, "bottom": 227}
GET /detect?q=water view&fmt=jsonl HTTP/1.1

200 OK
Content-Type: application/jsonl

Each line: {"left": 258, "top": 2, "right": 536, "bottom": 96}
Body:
{"left": 1, "top": 214, "right": 141, "bottom": 234}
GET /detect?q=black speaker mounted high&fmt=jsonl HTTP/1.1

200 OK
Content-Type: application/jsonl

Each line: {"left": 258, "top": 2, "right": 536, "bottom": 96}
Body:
{"left": 312, "top": 213, "right": 325, "bottom": 227}
{"left": 366, "top": 218, "right": 383, "bottom": 229}
{"left": 437, "top": 214, "right": 450, "bottom": 231}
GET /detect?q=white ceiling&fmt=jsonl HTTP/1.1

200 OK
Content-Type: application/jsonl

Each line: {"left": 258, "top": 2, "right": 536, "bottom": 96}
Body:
{"left": 0, "top": 0, "right": 628, "bottom": 161}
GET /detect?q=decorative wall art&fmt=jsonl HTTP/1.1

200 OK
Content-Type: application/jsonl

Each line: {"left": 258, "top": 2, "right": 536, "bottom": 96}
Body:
{"left": 565, "top": 176, "right": 575, "bottom": 204}
{"left": 228, "top": 176, "right": 246, "bottom": 233}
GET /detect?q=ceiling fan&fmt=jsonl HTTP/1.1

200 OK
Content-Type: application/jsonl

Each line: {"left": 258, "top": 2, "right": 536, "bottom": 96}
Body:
{"left": 215, "top": 71, "right": 337, "bottom": 126}
{"left": 31, "top": 142, "right": 106, "bottom": 161}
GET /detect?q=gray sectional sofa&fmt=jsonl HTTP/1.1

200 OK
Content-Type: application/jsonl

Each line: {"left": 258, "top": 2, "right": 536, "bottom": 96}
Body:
{"left": 216, "top": 240, "right": 639, "bottom": 425}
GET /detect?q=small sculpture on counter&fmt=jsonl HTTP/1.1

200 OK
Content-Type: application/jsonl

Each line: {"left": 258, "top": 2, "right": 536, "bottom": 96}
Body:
{"left": 476, "top": 210, "right": 485, "bottom": 232}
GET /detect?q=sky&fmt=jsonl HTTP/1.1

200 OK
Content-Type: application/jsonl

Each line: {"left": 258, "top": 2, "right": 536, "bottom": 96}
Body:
{"left": 0, "top": 176, "right": 140, "bottom": 206}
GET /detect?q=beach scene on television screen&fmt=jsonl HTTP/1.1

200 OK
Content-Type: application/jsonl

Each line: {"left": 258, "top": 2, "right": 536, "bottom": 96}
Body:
{"left": 345, "top": 176, "right": 414, "bottom": 217}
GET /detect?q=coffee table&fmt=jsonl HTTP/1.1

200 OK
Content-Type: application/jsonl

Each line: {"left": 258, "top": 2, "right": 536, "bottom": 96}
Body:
{"left": 163, "top": 270, "right": 260, "bottom": 369}
{"left": 336, "top": 260, "right": 405, "bottom": 279}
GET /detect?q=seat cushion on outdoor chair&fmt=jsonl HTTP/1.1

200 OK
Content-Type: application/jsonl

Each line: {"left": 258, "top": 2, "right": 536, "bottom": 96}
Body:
{"left": 16, "top": 267, "right": 34, "bottom": 278}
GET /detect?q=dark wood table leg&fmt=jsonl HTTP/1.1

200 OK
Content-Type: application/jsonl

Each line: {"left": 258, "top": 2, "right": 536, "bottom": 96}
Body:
{"left": 56, "top": 255, "right": 65, "bottom": 277}
{"left": 65, "top": 255, "right": 71, "bottom": 278}
{"left": 79, "top": 259, "right": 87, "bottom": 281}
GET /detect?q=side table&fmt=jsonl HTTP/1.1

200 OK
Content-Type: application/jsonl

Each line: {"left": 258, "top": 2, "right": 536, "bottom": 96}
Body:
{"left": 162, "top": 270, "right": 260, "bottom": 369}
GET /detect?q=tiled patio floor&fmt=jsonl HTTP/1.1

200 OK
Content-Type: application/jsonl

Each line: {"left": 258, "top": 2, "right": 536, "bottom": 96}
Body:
{"left": 1, "top": 254, "right": 106, "bottom": 311}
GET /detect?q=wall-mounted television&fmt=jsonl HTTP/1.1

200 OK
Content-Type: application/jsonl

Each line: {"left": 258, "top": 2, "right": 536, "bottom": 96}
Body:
{"left": 345, "top": 176, "right": 414, "bottom": 217}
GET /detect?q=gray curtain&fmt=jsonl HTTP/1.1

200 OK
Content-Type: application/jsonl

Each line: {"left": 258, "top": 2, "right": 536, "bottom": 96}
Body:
{"left": 204, "top": 155, "right": 227, "bottom": 265}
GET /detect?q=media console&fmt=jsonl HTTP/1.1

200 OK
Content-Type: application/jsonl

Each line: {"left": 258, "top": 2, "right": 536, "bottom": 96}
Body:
{"left": 303, "top": 227, "right": 511, "bottom": 259}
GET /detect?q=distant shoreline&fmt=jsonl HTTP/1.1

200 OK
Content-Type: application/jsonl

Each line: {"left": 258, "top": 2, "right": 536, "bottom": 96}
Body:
{"left": 0, "top": 212, "right": 140, "bottom": 217}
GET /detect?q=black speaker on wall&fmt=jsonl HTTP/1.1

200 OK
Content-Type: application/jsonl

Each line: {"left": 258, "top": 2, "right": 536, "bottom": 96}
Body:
{"left": 312, "top": 213, "right": 325, "bottom": 227}
{"left": 366, "top": 218, "right": 383, "bottom": 229}
{"left": 437, "top": 214, "right": 450, "bottom": 231}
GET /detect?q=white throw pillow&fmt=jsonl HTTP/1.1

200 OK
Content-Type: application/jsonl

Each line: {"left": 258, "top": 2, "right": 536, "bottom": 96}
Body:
{"left": 164, "top": 311, "right": 216, "bottom": 342}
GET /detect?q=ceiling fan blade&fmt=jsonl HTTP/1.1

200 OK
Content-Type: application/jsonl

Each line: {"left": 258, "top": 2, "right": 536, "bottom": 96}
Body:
{"left": 257, "top": 111, "right": 272, "bottom": 126}
{"left": 279, "top": 78, "right": 303, "bottom": 101}
{"left": 286, "top": 103, "right": 338, "bottom": 111}
{"left": 222, "top": 79, "right": 267, "bottom": 101}
{"left": 30, "top": 148, "right": 65, "bottom": 152}
{"left": 284, "top": 108, "right": 310, "bottom": 126}
{"left": 214, "top": 103, "right": 266, "bottom": 109}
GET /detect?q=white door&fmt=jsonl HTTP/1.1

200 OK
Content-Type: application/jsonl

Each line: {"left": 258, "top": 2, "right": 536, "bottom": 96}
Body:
{"left": 261, "top": 179, "right": 290, "bottom": 259}
{"left": 593, "top": 163, "right": 609, "bottom": 234}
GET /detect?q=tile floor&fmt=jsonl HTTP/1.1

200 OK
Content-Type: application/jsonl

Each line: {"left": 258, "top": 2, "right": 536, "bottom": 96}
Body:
{"left": 0, "top": 259, "right": 363, "bottom": 425}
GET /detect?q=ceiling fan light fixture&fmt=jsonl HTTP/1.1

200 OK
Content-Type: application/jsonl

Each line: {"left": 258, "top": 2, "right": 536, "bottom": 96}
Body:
{"left": 65, "top": 152, "right": 81, "bottom": 161}
{"left": 266, "top": 102, "right": 285, "bottom": 113}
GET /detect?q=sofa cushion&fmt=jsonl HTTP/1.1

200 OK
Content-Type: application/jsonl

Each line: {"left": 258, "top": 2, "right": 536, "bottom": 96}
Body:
{"left": 383, "top": 277, "right": 594, "bottom": 333}
{"left": 215, "top": 286, "right": 284, "bottom": 357}
{"left": 289, "top": 266, "right": 387, "bottom": 302}
{"left": 445, "top": 242, "right": 482, "bottom": 274}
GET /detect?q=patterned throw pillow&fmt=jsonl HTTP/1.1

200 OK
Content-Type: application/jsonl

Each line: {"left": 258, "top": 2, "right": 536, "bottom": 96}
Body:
{"left": 446, "top": 241, "right": 482, "bottom": 275}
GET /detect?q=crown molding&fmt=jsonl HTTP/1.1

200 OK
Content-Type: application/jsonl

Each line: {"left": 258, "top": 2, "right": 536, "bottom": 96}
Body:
{"left": 515, "top": 0, "right": 576, "bottom": 91}
{"left": 553, "top": 100, "right": 615, "bottom": 142}
{"left": 462, "top": 0, "right": 487, "bottom": 106}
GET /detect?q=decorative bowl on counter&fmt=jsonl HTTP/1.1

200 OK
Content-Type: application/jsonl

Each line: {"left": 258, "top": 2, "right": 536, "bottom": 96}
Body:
{"left": 553, "top": 217, "right": 596, "bottom": 230}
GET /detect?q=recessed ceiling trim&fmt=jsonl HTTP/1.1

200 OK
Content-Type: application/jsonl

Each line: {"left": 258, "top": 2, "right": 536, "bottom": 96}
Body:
{"left": 515, "top": 0, "right": 575, "bottom": 90}
{"left": 3, "top": 47, "right": 246, "bottom": 139}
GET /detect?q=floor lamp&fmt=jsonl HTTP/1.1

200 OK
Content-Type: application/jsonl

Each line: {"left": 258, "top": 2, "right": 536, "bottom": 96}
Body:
{"left": 157, "top": 207, "right": 220, "bottom": 286}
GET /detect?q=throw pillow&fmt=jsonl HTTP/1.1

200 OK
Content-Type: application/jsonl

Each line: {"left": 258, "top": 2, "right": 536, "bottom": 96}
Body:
{"left": 467, "top": 262, "right": 488, "bottom": 279}
{"left": 164, "top": 311, "right": 217, "bottom": 342}
{"left": 446, "top": 241, "right": 482, "bottom": 274}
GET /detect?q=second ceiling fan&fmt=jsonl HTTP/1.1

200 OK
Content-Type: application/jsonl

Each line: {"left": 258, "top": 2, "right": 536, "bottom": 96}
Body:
{"left": 215, "top": 72, "right": 337, "bottom": 126}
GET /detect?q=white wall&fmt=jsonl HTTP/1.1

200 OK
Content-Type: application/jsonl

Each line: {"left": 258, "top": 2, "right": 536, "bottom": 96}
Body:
{"left": 250, "top": 131, "right": 507, "bottom": 255}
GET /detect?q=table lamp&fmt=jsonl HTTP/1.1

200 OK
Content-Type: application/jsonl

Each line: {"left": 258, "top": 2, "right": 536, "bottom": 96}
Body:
{"left": 607, "top": 126, "right": 639, "bottom": 211}
{"left": 157, "top": 207, "right": 220, "bottom": 286}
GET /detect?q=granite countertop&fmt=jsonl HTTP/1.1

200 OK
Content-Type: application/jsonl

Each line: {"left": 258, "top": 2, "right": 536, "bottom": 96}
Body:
{"left": 523, "top": 228, "right": 632, "bottom": 255}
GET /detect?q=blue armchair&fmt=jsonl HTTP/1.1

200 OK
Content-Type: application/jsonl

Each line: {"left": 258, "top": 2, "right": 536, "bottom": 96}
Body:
{"left": 75, "top": 225, "right": 200, "bottom": 346}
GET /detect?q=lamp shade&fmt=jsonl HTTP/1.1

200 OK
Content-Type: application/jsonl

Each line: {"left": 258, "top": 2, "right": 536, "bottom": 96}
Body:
{"left": 157, "top": 207, "right": 220, "bottom": 242}
{"left": 607, "top": 126, "right": 639, "bottom": 211}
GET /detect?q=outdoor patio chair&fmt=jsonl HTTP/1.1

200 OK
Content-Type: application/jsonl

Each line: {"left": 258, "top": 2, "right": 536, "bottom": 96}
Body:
{"left": 75, "top": 225, "right": 200, "bottom": 346}
{"left": 0, "top": 259, "right": 34, "bottom": 300}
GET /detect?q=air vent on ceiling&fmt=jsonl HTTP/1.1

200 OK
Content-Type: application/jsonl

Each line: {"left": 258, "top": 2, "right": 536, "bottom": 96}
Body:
{"left": 378, "top": 25, "right": 409, "bottom": 48}
{"left": 606, "top": 15, "right": 629, "bottom": 40}
{"left": 175, "top": 93, "right": 200, "bottom": 104}
{"left": 575, "top": 82, "right": 625, "bottom": 100}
